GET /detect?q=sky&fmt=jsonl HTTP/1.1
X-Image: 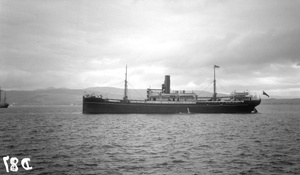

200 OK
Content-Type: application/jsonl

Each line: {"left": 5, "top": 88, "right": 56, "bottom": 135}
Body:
{"left": 1, "top": 0, "right": 300, "bottom": 98}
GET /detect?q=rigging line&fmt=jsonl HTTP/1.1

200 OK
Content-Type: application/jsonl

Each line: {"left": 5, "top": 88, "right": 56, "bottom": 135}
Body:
{"left": 103, "top": 81, "right": 124, "bottom": 98}
{"left": 127, "top": 82, "right": 146, "bottom": 99}
{"left": 113, "top": 80, "right": 125, "bottom": 88}
{"left": 218, "top": 83, "right": 230, "bottom": 95}
{"left": 111, "top": 84, "right": 123, "bottom": 92}
{"left": 96, "top": 68, "right": 125, "bottom": 87}
{"left": 101, "top": 80, "right": 124, "bottom": 89}
{"left": 86, "top": 80, "right": 124, "bottom": 98}
{"left": 198, "top": 81, "right": 213, "bottom": 96}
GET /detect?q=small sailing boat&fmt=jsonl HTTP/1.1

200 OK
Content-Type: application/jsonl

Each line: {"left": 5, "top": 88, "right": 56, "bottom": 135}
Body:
{"left": 0, "top": 87, "right": 9, "bottom": 108}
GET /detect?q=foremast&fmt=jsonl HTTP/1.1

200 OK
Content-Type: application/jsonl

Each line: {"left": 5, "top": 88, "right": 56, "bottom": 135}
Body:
{"left": 123, "top": 65, "right": 128, "bottom": 101}
{"left": 3, "top": 91, "right": 6, "bottom": 103}
{"left": 213, "top": 65, "right": 220, "bottom": 101}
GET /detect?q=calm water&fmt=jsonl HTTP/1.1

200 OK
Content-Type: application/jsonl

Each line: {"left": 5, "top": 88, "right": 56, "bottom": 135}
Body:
{"left": 0, "top": 104, "right": 300, "bottom": 175}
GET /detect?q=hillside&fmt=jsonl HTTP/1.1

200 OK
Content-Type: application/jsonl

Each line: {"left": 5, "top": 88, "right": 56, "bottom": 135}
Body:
{"left": 261, "top": 98, "right": 300, "bottom": 105}
{"left": 4, "top": 87, "right": 298, "bottom": 106}
{"left": 5, "top": 87, "right": 216, "bottom": 105}
{"left": 5, "top": 87, "right": 148, "bottom": 105}
{"left": 6, "top": 88, "right": 84, "bottom": 105}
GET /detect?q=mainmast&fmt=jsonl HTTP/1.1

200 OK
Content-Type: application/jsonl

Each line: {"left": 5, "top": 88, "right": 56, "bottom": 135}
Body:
{"left": 213, "top": 65, "right": 220, "bottom": 101}
{"left": 123, "top": 65, "right": 128, "bottom": 100}
{"left": 4, "top": 91, "right": 6, "bottom": 103}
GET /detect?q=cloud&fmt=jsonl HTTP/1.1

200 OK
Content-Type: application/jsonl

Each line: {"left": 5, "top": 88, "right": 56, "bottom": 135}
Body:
{"left": 0, "top": 0, "right": 300, "bottom": 97}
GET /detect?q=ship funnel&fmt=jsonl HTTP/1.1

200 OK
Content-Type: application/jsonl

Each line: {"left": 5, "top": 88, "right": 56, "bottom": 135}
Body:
{"left": 164, "top": 75, "right": 170, "bottom": 93}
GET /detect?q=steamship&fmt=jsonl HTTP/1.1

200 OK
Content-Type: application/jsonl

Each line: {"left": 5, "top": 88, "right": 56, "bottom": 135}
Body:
{"left": 83, "top": 65, "right": 261, "bottom": 114}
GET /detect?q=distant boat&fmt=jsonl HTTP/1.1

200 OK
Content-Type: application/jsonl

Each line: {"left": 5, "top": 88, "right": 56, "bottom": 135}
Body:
{"left": 0, "top": 87, "right": 9, "bottom": 108}
{"left": 83, "top": 65, "right": 261, "bottom": 114}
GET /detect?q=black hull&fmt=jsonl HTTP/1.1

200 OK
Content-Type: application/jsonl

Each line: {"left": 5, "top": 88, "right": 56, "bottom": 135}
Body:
{"left": 83, "top": 97, "right": 261, "bottom": 114}
{"left": 0, "top": 103, "right": 9, "bottom": 108}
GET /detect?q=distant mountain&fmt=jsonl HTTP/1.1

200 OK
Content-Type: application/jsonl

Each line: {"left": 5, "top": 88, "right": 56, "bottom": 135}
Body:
{"left": 5, "top": 87, "right": 298, "bottom": 106}
{"left": 84, "top": 87, "right": 217, "bottom": 100}
{"left": 6, "top": 88, "right": 84, "bottom": 105}
{"left": 5, "top": 87, "right": 217, "bottom": 106}
{"left": 261, "top": 98, "right": 300, "bottom": 105}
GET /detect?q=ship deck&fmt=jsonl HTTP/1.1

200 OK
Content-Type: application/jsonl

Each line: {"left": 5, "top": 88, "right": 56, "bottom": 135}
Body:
{"left": 104, "top": 99, "right": 246, "bottom": 104}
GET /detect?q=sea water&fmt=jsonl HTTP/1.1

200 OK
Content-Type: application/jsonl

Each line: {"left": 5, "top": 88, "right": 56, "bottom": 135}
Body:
{"left": 0, "top": 103, "right": 299, "bottom": 175}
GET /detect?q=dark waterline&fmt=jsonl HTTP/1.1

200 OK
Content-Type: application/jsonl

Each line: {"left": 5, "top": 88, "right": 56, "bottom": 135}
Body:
{"left": 0, "top": 104, "right": 299, "bottom": 174}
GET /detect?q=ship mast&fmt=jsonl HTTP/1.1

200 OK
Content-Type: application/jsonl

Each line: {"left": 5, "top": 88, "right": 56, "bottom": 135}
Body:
{"left": 4, "top": 91, "right": 6, "bottom": 103}
{"left": 123, "top": 65, "right": 128, "bottom": 100}
{"left": 213, "top": 65, "right": 220, "bottom": 101}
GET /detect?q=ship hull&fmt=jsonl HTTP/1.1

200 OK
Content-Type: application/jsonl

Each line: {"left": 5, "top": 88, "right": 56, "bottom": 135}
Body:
{"left": 0, "top": 103, "right": 9, "bottom": 108}
{"left": 83, "top": 97, "right": 261, "bottom": 114}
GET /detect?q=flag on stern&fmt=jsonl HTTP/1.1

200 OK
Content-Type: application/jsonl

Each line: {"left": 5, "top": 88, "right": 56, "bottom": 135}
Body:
{"left": 214, "top": 65, "right": 220, "bottom": 68}
{"left": 263, "top": 91, "right": 269, "bottom": 97}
